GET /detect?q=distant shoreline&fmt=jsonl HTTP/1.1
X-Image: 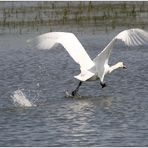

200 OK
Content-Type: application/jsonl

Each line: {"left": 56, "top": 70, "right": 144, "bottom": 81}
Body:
{"left": 0, "top": 1, "right": 147, "bottom": 34}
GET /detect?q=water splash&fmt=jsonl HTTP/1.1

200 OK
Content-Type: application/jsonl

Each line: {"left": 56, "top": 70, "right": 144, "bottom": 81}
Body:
{"left": 10, "top": 89, "right": 36, "bottom": 107}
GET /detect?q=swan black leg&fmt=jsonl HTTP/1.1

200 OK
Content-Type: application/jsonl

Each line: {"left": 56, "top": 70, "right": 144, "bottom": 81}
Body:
{"left": 100, "top": 82, "right": 107, "bottom": 88}
{"left": 71, "top": 81, "right": 82, "bottom": 97}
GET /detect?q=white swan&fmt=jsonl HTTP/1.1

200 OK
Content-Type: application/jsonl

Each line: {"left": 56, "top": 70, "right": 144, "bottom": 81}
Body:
{"left": 27, "top": 28, "right": 148, "bottom": 96}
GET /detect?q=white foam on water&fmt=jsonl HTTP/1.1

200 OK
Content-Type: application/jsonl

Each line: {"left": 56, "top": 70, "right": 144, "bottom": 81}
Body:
{"left": 11, "top": 89, "right": 36, "bottom": 107}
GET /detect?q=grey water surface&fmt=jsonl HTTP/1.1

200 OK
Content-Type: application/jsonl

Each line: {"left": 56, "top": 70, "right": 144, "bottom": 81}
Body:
{"left": 0, "top": 1, "right": 148, "bottom": 147}
{"left": 0, "top": 28, "right": 148, "bottom": 147}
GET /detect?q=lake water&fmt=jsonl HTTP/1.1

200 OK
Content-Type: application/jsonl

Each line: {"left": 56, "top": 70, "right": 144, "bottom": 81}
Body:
{"left": 0, "top": 28, "right": 148, "bottom": 147}
{"left": 0, "top": 1, "right": 148, "bottom": 147}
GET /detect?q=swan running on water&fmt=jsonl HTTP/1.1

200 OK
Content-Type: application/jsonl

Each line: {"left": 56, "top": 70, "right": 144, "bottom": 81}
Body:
{"left": 28, "top": 28, "right": 148, "bottom": 97}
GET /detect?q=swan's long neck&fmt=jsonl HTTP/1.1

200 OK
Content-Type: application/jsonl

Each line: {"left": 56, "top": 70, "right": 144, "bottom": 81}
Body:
{"left": 108, "top": 62, "right": 123, "bottom": 73}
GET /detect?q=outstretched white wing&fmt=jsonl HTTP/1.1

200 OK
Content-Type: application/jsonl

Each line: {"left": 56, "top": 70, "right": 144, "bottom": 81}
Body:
{"left": 27, "top": 32, "right": 94, "bottom": 72}
{"left": 93, "top": 28, "right": 148, "bottom": 80}
{"left": 116, "top": 28, "right": 148, "bottom": 46}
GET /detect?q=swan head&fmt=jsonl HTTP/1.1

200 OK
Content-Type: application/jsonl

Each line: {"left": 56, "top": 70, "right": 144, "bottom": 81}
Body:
{"left": 118, "top": 62, "right": 127, "bottom": 69}
{"left": 108, "top": 62, "right": 127, "bottom": 74}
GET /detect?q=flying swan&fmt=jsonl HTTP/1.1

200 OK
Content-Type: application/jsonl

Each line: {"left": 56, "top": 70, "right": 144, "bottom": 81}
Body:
{"left": 28, "top": 28, "right": 148, "bottom": 97}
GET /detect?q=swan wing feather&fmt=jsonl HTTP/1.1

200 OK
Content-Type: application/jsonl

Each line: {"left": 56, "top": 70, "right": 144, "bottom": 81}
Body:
{"left": 93, "top": 28, "right": 148, "bottom": 80}
{"left": 27, "top": 32, "right": 94, "bottom": 72}
{"left": 116, "top": 28, "right": 148, "bottom": 46}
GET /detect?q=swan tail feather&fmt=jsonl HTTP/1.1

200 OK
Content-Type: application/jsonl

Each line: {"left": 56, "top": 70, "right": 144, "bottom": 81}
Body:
{"left": 74, "top": 71, "right": 95, "bottom": 81}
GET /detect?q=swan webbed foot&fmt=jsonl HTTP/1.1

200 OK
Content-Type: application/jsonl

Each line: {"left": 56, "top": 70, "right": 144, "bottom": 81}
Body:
{"left": 71, "top": 90, "right": 77, "bottom": 96}
{"left": 100, "top": 82, "right": 107, "bottom": 88}
{"left": 71, "top": 90, "right": 80, "bottom": 97}
{"left": 71, "top": 81, "right": 82, "bottom": 97}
